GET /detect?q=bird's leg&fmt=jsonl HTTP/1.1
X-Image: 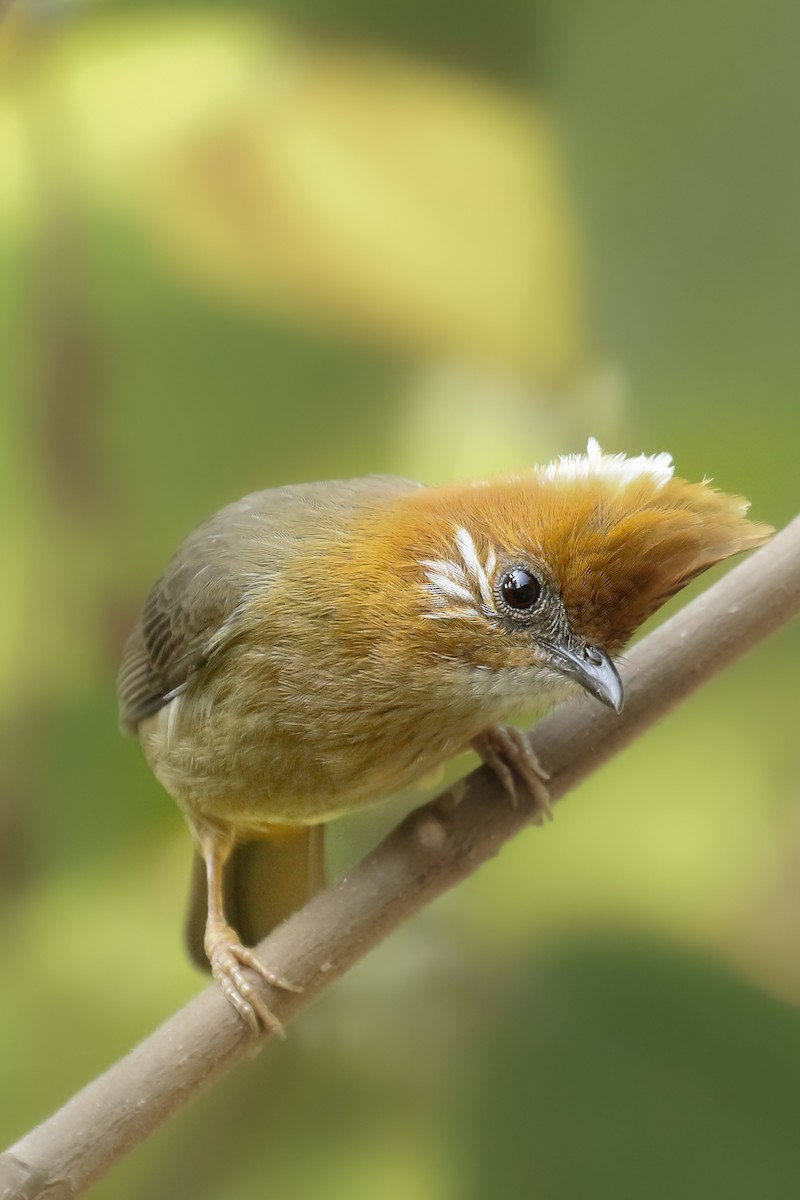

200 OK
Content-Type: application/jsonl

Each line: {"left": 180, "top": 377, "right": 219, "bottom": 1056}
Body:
{"left": 472, "top": 724, "right": 552, "bottom": 824}
{"left": 198, "top": 824, "right": 301, "bottom": 1037}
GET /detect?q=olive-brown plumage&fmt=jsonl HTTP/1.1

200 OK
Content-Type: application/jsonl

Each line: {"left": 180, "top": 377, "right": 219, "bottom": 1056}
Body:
{"left": 118, "top": 441, "right": 771, "bottom": 1030}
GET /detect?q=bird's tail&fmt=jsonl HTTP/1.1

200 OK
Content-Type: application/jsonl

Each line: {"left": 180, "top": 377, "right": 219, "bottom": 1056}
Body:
{"left": 185, "top": 825, "right": 327, "bottom": 972}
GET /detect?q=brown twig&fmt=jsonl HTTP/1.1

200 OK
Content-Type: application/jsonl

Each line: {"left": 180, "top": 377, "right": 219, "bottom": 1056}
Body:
{"left": 1, "top": 515, "right": 799, "bottom": 1200}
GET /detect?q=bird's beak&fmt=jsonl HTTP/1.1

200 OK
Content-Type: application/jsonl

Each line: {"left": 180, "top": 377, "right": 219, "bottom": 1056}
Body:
{"left": 545, "top": 643, "right": 624, "bottom": 713}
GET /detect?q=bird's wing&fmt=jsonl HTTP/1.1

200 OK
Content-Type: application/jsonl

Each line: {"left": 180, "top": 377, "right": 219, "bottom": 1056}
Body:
{"left": 117, "top": 539, "right": 239, "bottom": 732}
{"left": 117, "top": 475, "right": 420, "bottom": 732}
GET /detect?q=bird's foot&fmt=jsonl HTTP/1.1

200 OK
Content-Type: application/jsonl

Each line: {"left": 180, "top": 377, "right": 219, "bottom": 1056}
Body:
{"left": 473, "top": 724, "right": 552, "bottom": 824}
{"left": 204, "top": 922, "right": 301, "bottom": 1037}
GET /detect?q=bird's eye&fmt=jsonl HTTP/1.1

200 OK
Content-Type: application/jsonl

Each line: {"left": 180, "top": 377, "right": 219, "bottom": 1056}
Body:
{"left": 499, "top": 568, "right": 542, "bottom": 612}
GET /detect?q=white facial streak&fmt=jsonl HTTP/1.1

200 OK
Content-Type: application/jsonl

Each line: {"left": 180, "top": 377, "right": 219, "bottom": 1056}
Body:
{"left": 454, "top": 526, "right": 494, "bottom": 608}
{"left": 419, "top": 566, "right": 474, "bottom": 603}
{"left": 420, "top": 526, "right": 496, "bottom": 620}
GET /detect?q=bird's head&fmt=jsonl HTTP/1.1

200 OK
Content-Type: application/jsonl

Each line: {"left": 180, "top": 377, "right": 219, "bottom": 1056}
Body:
{"left": 333, "top": 440, "right": 772, "bottom": 715}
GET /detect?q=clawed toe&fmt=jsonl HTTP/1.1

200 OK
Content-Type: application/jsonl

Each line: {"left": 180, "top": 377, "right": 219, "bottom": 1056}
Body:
{"left": 205, "top": 926, "right": 301, "bottom": 1037}
{"left": 231, "top": 943, "right": 302, "bottom": 994}
{"left": 473, "top": 724, "right": 552, "bottom": 823}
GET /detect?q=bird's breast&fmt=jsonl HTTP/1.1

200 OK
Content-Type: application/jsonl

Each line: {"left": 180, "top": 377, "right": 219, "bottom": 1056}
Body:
{"left": 136, "top": 640, "right": 564, "bottom": 834}
{"left": 139, "top": 684, "right": 483, "bottom": 831}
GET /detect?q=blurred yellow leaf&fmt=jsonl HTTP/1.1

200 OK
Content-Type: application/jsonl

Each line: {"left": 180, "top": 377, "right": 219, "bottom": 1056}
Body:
{"left": 142, "top": 45, "right": 582, "bottom": 377}
{"left": 45, "top": 14, "right": 276, "bottom": 168}
{"left": 36, "top": 16, "right": 583, "bottom": 379}
{"left": 0, "top": 104, "right": 29, "bottom": 226}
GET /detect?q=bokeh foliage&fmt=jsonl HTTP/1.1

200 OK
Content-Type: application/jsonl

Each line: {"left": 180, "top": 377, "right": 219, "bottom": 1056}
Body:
{"left": 0, "top": 1, "right": 798, "bottom": 1197}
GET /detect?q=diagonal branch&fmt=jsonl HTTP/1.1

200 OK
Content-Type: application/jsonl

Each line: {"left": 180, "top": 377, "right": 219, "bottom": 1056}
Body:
{"left": 2, "top": 515, "right": 799, "bottom": 1200}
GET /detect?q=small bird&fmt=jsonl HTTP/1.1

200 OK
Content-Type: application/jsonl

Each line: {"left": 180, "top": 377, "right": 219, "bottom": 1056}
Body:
{"left": 118, "top": 439, "right": 771, "bottom": 1031}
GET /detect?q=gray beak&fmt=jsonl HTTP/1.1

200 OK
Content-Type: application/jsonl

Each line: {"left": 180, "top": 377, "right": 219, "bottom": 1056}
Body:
{"left": 545, "top": 643, "right": 624, "bottom": 713}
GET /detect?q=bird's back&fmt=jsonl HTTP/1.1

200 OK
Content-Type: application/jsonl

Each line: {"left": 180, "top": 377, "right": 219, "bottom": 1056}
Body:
{"left": 118, "top": 475, "right": 421, "bottom": 734}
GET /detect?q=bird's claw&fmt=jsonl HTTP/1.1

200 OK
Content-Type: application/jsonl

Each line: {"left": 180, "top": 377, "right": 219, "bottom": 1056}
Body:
{"left": 473, "top": 724, "right": 552, "bottom": 824}
{"left": 204, "top": 924, "right": 301, "bottom": 1037}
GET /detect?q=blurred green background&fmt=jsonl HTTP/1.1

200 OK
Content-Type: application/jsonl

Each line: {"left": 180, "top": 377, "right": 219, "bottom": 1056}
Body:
{"left": 1, "top": 0, "right": 799, "bottom": 1196}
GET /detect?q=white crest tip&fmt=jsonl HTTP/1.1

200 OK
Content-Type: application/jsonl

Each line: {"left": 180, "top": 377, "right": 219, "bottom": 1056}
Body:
{"left": 539, "top": 438, "right": 674, "bottom": 490}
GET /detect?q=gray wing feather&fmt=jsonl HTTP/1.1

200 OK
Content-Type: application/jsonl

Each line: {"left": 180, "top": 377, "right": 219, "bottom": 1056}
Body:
{"left": 117, "top": 556, "right": 237, "bottom": 731}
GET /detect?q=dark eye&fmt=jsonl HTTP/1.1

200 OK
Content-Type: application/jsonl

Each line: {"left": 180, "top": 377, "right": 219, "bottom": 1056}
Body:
{"left": 499, "top": 568, "right": 542, "bottom": 611}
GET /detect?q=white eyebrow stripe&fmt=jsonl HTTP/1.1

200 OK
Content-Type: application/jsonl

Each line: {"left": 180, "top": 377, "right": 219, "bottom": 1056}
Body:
{"left": 455, "top": 526, "right": 494, "bottom": 608}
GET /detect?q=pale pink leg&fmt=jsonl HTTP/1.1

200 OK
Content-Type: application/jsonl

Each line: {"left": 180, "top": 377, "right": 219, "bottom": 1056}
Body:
{"left": 199, "top": 826, "right": 301, "bottom": 1037}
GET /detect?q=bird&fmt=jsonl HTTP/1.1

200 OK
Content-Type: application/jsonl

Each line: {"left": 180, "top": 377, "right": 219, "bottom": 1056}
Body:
{"left": 118, "top": 439, "right": 772, "bottom": 1032}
